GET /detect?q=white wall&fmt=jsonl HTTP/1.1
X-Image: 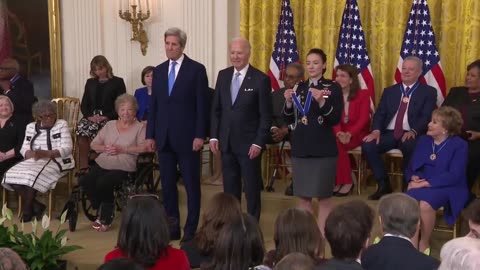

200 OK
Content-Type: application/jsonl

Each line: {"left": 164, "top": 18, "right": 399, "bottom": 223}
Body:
{"left": 60, "top": 0, "right": 240, "bottom": 98}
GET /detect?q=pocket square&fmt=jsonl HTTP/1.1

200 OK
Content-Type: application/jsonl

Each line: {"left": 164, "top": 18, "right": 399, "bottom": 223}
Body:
{"left": 244, "top": 88, "right": 254, "bottom": 92}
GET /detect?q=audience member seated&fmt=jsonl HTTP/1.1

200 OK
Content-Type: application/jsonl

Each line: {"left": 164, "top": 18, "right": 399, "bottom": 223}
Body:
{"left": 98, "top": 258, "right": 145, "bottom": 270}
{"left": 79, "top": 94, "right": 147, "bottom": 231}
{"left": 443, "top": 59, "right": 480, "bottom": 195}
{"left": 333, "top": 64, "right": 371, "bottom": 196}
{"left": 76, "top": 55, "right": 126, "bottom": 174}
{"left": 181, "top": 192, "right": 242, "bottom": 268}
{"left": 104, "top": 194, "right": 189, "bottom": 270}
{"left": 134, "top": 66, "right": 154, "bottom": 123}
{"left": 274, "top": 253, "right": 314, "bottom": 270}
{"left": 362, "top": 56, "right": 437, "bottom": 200}
{"left": 0, "top": 248, "right": 27, "bottom": 270}
{"left": 264, "top": 208, "right": 324, "bottom": 269}
{"left": 438, "top": 236, "right": 480, "bottom": 270}
{"left": 322, "top": 200, "right": 374, "bottom": 270}
{"left": 0, "top": 96, "right": 24, "bottom": 177}
{"left": 362, "top": 193, "right": 439, "bottom": 270}
{"left": 201, "top": 213, "right": 266, "bottom": 270}
{"left": 0, "top": 57, "right": 35, "bottom": 140}
{"left": 2, "top": 100, "right": 74, "bottom": 222}
{"left": 405, "top": 106, "right": 469, "bottom": 253}
{"left": 465, "top": 198, "right": 480, "bottom": 238}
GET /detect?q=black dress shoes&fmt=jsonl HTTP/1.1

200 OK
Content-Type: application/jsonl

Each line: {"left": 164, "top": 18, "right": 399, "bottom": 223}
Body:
{"left": 368, "top": 185, "right": 392, "bottom": 200}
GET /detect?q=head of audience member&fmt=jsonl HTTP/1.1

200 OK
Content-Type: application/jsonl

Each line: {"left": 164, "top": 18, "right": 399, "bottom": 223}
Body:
{"left": 400, "top": 55, "right": 423, "bottom": 86}
{"left": 0, "top": 248, "right": 27, "bottom": 270}
{"left": 274, "top": 252, "right": 314, "bottom": 270}
{"left": 97, "top": 258, "right": 145, "bottom": 270}
{"left": 195, "top": 192, "right": 242, "bottom": 255}
{"left": 465, "top": 59, "right": 480, "bottom": 92}
{"left": 116, "top": 194, "right": 169, "bottom": 268}
{"left": 306, "top": 48, "right": 327, "bottom": 81}
{"left": 335, "top": 64, "right": 361, "bottom": 101}
{"left": 378, "top": 193, "right": 420, "bottom": 239}
{"left": 90, "top": 55, "right": 113, "bottom": 80}
{"left": 427, "top": 106, "right": 463, "bottom": 140}
{"left": 164, "top": 27, "right": 187, "bottom": 61}
{"left": 33, "top": 100, "right": 58, "bottom": 129}
{"left": 465, "top": 199, "right": 480, "bottom": 238}
{"left": 325, "top": 200, "right": 374, "bottom": 261}
{"left": 0, "top": 95, "right": 14, "bottom": 120}
{"left": 284, "top": 63, "right": 304, "bottom": 89}
{"left": 206, "top": 213, "right": 265, "bottom": 270}
{"left": 438, "top": 236, "right": 480, "bottom": 270}
{"left": 140, "top": 66, "right": 154, "bottom": 88}
{"left": 230, "top": 37, "right": 251, "bottom": 71}
{"left": 0, "top": 58, "right": 20, "bottom": 80}
{"left": 115, "top": 94, "right": 139, "bottom": 123}
{"left": 273, "top": 208, "right": 323, "bottom": 264}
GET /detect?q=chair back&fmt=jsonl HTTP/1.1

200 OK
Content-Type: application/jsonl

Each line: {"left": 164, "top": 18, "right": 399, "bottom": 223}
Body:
{"left": 51, "top": 97, "right": 80, "bottom": 134}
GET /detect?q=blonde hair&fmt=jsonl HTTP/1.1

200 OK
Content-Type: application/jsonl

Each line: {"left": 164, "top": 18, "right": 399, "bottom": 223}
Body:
{"left": 0, "top": 95, "right": 14, "bottom": 112}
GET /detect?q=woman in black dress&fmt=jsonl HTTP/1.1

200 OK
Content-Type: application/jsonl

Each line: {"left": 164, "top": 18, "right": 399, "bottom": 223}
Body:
{"left": 0, "top": 96, "right": 23, "bottom": 176}
{"left": 283, "top": 48, "right": 342, "bottom": 237}
{"left": 76, "top": 55, "right": 126, "bottom": 173}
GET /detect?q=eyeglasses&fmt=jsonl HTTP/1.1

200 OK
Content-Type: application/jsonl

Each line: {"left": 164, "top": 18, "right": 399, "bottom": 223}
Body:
{"left": 128, "top": 193, "right": 159, "bottom": 200}
{"left": 39, "top": 113, "right": 57, "bottom": 120}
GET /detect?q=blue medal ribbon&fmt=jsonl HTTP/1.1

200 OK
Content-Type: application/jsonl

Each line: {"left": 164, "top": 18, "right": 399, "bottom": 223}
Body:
{"left": 291, "top": 90, "right": 313, "bottom": 117}
{"left": 401, "top": 82, "right": 420, "bottom": 98}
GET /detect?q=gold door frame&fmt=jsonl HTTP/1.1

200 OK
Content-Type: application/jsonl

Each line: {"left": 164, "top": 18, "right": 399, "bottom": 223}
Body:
{"left": 48, "top": 0, "right": 62, "bottom": 98}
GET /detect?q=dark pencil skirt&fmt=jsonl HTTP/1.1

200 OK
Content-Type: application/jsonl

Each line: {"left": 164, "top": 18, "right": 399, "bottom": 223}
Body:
{"left": 292, "top": 156, "right": 337, "bottom": 198}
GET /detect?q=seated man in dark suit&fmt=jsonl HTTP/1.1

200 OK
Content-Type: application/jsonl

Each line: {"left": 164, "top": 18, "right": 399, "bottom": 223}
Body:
{"left": 362, "top": 193, "right": 439, "bottom": 270}
{"left": 362, "top": 56, "right": 437, "bottom": 200}
{"left": 270, "top": 63, "right": 303, "bottom": 195}
{"left": 323, "top": 200, "right": 374, "bottom": 270}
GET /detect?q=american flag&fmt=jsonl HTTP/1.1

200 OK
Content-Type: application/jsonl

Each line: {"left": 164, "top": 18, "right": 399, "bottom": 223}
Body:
{"left": 395, "top": 0, "right": 446, "bottom": 106}
{"left": 268, "top": 0, "right": 300, "bottom": 91}
{"left": 334, "top": 0, "right": 375, "bottom": 108}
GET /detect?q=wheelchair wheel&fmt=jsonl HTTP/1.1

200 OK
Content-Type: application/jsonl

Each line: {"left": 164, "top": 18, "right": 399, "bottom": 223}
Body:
{"left": 81, "top": 189, "right": 98, "bottom": 222}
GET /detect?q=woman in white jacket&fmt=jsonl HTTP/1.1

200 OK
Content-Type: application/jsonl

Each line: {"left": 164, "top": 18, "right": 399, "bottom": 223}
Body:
{"left": 2, "top": 100, "right": 74, "bottom": 222}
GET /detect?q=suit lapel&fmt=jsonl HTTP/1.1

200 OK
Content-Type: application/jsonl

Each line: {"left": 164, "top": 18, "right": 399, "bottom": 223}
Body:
{"left": 171, "top": 56, "right": 189, "bottom": 97}
{"left": 233, "top": 66, "right": 253, "bottom": 106}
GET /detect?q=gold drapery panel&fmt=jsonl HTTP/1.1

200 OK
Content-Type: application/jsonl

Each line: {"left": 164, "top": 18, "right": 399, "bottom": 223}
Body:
{"left": 240, "top": 0, "right": 480, "bottom": 101}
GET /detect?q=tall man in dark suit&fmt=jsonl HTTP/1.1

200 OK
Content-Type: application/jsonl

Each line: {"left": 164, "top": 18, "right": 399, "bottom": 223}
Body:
{"left": 362, "top": 193, "right": 439, "bottom": 270}
{"left": 362, "top": 56, "right": 437, "bottom": 200}
{"left": 0, "top": 58, "right": 35, "bottom": 138}
{"left": 210, "top": 38, "right": 272, "bottom": 220}
{"left": 146, "top": 27, "right": 209, "bottom": 242}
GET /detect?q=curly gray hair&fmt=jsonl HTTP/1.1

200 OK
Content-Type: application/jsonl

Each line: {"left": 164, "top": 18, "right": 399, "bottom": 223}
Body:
{"left": 32, "top": 100, "right": 57, "bottom": 118}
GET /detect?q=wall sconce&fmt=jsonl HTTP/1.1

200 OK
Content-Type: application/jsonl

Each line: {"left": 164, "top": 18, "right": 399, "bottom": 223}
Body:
{"left": 119, "top": 0, "right": 150, "bottom": 55}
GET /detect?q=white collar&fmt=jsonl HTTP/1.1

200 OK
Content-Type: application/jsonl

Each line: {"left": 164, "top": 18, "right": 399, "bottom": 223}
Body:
{"left": 384, "top": 233, "right": 413, "bottom": 244}
{"left": 169, "top": 54, "right": 185, "bottom": 66}
{"left": 233, "top": 64, "right": 249, "bottom": 77}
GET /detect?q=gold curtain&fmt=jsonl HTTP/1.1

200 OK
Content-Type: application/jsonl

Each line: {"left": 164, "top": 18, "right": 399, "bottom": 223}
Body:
{"left": 240, "top": 0, "right": 480, "bottom": 101}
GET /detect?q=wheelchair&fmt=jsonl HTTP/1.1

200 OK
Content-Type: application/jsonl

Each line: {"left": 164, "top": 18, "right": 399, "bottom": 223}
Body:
{"left": 63, "top": 152, "right": 161, "bottom": 231}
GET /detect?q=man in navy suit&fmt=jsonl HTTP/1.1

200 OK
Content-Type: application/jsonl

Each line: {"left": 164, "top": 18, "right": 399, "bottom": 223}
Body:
{"left": 362, "top": 193, "right": 439, "bottom": 270}
{"left": 210, "top": 38, "right": 272, "bottom": 220}
{"left": 362, "top": 56, "right": 437, "bottom": 200}
{"left": 146, "top": 27, "right": 208, "bottom": 241}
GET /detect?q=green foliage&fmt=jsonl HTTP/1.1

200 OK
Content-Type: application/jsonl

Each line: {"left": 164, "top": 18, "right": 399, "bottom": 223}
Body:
{"left": 1, "top": 204, "right": 82, "bottom": 270}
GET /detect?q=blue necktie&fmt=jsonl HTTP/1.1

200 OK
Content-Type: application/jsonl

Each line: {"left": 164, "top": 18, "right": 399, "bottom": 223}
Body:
{"left": 231, "top": 72, "right": 241, "bottom": 104}
{"left": 168, "top": 61, "right": 177, "bottom": 96}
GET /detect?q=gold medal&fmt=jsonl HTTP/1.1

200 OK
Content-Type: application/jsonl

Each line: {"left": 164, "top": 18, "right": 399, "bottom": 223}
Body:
{"left": 430, "top": 153, "right": 436, "bottom": 161}
{"left": 402, "top": 96, "right": 410, "bottom": 103}
{"left": 301, "top": 116, "right": 308, "bottom": 125}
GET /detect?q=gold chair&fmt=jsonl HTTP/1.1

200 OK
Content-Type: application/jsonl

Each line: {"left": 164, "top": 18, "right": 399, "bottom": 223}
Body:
{"left": 51, "top": 97, "right": 80, "bottom": 193}
{"left": 385, "top": 149, "right": 405, "bottom": 191}
{"left": 2, "top": 188, "right": 53, "bottom": 218}
{"left": 263, "top": 142, "right": 292, "bottom": 189}
{"left": 348, "top": 146, "right": 365, "bottom": 195}
{"left": 434, "top": 207, "right": 461, "bottom": 239}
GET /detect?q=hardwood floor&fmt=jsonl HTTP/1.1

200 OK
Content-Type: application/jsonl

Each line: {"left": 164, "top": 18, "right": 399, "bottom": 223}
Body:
{"left": 3, "top": 178, "right": 463, "bottom": 269}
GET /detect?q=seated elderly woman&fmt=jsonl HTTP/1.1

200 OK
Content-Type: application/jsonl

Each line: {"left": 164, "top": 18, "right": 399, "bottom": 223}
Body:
{"left": 0, "top": 96, "right": 24, "bottom": 177}
{"left": 2, "top": 100, "right": 74, "bottom": 222}
{"left": 104, "top": 195, "right": 189, "bottom": 270}
{"left": 405, "top": 106, "right": 469, "bottom": 254}
{"left": 264, "top": 208, "right": 324, "bottom": 269}
{"left": 79, "top": 93, "right": 147, "bottom": 232}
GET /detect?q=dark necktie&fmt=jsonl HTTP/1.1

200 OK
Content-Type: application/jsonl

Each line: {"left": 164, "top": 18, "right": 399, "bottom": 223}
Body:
{"left": 393, "top": 87, "right": 409, "bottom": 140}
